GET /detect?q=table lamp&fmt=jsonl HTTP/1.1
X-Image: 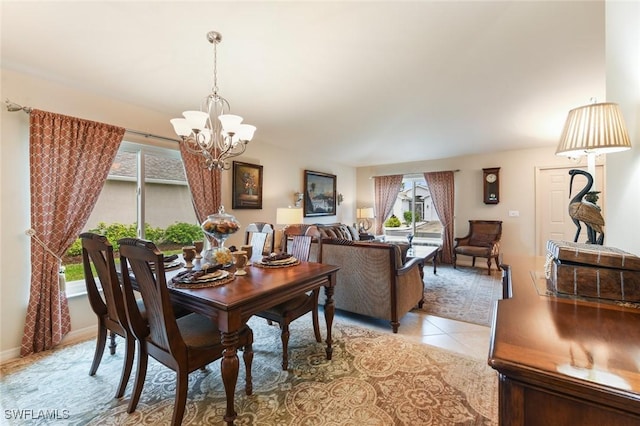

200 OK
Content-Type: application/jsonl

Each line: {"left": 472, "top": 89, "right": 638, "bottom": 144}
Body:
{"left": 556, "top": 101, "right": 631, "bottom": 190}
{"left": 276, "top": 207, "right": 303, "bottom": 252}
{"left": 357, "top": 207, "right": 374, "bottom": 234}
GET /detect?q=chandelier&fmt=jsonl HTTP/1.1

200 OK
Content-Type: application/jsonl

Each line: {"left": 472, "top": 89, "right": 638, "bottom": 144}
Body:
{"left": 170, "top": 31, "right": 256, "bottom": 170}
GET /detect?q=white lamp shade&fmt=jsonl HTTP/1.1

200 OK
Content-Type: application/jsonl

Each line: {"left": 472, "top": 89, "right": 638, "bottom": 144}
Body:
{"left": 357, "top": 207, "right": 374, "bottom": 219}
{"left": 182, "top": 110, "right": 209, "bottom": 131}
{"left": 237, "top": 124, "right": 256, "bottom": 141}
{"left": 170, "top": 118, "right": 193, "bottom": 136}
{"left": 556, "top": 102, "right": 632, "bottom": 157}
{"left": 218, "top": 114, "right": 243, "bottom": 133}
{"left": 276, "top": 207, "right": 303, "bottom": 225}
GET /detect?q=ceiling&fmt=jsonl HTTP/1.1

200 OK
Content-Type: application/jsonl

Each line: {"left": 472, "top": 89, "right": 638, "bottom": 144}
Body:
{"left": 1, "top": 1, "right": 606, "bottom": 167}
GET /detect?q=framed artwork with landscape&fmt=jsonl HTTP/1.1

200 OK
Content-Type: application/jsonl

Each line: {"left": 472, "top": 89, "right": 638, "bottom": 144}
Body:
{"left": 232, "top": 161, "right": 263, "bottom": 209}
{"left": 304, "top": 170, "right": 336, "bottom": 217}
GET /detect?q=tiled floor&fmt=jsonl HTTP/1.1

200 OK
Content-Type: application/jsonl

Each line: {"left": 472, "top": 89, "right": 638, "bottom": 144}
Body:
{"left": 333, "top": 309, "right": 492, "bottom": 361}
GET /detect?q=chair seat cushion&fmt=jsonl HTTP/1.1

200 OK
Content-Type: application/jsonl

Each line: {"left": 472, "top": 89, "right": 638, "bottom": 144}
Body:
{"left": 177, "top": 313, "right": 223, "bottom": 348}
{"left": 455, "top": 245, "right": 492, "bottom": 256}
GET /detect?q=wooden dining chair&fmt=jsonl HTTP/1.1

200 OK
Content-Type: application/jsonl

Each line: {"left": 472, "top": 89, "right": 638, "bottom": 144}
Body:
{"left": 255, "top": 229, "right": 322, "bottom": 370}
{"left": 80, "top": 232, "right": 139, "bottom": 399}
{"left": 244, "top": 222, "right": 275, "bottom": 263}
{"left": 118, "top": 238, "right": 253, "bottom": 426}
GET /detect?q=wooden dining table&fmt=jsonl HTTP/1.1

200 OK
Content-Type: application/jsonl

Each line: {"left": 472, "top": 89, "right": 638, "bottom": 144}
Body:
{"left": 158, "top": 260, "right": 339, "bottom": 425}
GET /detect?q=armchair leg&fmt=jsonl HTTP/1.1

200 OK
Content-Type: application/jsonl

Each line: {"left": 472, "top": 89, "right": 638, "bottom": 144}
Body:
{"left": 472, "top": 256, "right": 476, "bottom": 267}
{"left": 486, "top": 257, "right": 492, "bottom": 275}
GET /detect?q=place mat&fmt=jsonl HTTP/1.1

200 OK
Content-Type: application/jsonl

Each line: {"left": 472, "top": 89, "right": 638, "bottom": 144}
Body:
{"left": 254, "top": 257, "right": 300, "bottom": 268}
{"left": 169, "top": 270, "right": 235, "bottom": 289}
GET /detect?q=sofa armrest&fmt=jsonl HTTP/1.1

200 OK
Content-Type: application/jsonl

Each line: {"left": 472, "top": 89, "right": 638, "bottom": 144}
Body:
{"left": 396, "top": 257, "right": 423, "bottom": 276}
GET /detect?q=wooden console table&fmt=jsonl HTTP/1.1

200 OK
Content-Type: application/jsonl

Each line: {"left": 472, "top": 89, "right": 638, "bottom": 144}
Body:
{"left": 489, "top": 255, "right": 640, "bottom": 425}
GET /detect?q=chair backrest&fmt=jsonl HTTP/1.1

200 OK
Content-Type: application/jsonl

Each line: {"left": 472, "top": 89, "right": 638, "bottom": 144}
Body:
{"left": 80, "top": 232, "right": 126, "bottom": 330}
{"left": 467, "top": 220, "right": 503, "bottom": 246}
{"left": 287, "top": 235, "right": 313, "bottom": 261}
{"left": 244, "top": 222, "right": 275, "bottom": 262}
{"left": 118, "top": 238, "right": 185, "bottom": 355}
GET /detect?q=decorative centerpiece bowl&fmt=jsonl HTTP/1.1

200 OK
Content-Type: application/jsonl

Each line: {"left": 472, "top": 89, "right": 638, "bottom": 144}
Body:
{"left": 201, "top": 206, "right": 240, "bottom": 267}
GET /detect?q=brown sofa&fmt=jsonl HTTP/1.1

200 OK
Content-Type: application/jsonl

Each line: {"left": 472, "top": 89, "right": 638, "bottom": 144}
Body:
{"left": 318, "top": 238, "right": 424, "bottom": 332}
{"left": 283, "top": 223, "right": 361, "bottom": 262}
{"left": 285, "top": 224, "right": 422, "bottom": 332}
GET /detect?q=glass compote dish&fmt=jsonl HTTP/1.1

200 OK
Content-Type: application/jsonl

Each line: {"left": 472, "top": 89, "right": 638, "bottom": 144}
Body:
{"left": 201, "top": 206, "right": 240, "bottom": 267}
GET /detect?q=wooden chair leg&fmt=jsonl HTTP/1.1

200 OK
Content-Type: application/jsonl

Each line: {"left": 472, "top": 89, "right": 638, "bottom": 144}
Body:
{"left": 108, "top": 330, "right": 117, "bottom": 355}
{"left": 89, "top": 322, "right": 107, "bottom": 376}
{"left": 472, "top": 256, "right": 476, "bottom": 267}
{"left": 172, "top": 369, "right": 189, "bottom": 426}
{"left": 243, "top": 329, "right": 254, "bottom": 395}
{"left": 487, "top": 257, "right": 492, "bottom": 275}
{"left": 128, "top": 345, "right": 148, "bottom": 413}
{"left": 312, "top": 291, "right": 321, "bottom": 343}
{"left": 115, "top": 335, "right": 135, "bottom": 398}
{"left": 280, "top": 323, "right": 291, "bottom": 370}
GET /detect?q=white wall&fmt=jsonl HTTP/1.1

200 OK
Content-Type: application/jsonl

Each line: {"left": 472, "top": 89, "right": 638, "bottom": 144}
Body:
{"left": 356, "top": 146, "right": 586, "bottom": 259}
{"left": 0, "top": 69, "right": 355, "bottom": 359}
{"left": 604, "top": 0, "right": 640, "bottom": 254}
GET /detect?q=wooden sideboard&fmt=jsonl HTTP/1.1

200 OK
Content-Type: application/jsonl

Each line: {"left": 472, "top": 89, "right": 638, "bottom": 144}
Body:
{"left": 489, "top": 255, "right": 640, "bottom": 425}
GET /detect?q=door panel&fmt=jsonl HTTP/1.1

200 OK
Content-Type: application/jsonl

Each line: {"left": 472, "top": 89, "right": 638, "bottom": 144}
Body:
{"left": 536, "top": 165, "right": 605, "bottom": 256}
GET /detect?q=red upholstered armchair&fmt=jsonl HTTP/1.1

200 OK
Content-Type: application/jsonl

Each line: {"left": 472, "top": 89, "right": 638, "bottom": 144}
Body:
{"left": 453, "top": 220, "right": 503, "bottom": 275}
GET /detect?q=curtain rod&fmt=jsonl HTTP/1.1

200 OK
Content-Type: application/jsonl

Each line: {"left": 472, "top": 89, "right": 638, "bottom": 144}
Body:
{"left": 369, "top": 170, "right": 460, "bottom": 179}
{"left": 5, "top": 99, "right": 181, "bottom": 144}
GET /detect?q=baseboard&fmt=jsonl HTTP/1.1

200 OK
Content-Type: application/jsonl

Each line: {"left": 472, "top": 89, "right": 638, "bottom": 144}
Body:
{"left": 0, "top": 326, "right": 96, "bottom": 365}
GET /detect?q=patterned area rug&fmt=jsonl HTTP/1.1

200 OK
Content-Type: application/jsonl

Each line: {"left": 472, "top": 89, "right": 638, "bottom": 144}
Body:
{"left": 1, "top": 316, "right": 498, "bottom": 425}
{"left": 421, "top": 264, "right": 503, "bottom": 326}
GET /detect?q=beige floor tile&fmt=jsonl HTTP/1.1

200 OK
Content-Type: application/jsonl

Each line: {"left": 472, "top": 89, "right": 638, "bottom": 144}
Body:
{"left": 331, "top": 309, "right": 492, "bottom": 360}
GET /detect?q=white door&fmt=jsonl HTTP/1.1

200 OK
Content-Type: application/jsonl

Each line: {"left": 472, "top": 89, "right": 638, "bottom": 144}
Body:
{"left": 535, "top": 165, "right": 605, "bottom": 256}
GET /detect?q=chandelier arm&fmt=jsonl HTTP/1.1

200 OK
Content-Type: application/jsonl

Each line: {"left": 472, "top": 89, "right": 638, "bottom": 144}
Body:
{"left": 170, "top": 30, "right": 255, "bottom": 169}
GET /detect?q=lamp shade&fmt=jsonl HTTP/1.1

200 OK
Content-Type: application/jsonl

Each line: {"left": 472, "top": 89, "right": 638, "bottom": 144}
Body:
{"left": 556, "top": 102, "right": 632, "bottom": 157}
{"left": 357, "top": 207, "right": 374, "bottom": 219}
{"left": 276, "top": 207, "right": 303, "bottom": 225}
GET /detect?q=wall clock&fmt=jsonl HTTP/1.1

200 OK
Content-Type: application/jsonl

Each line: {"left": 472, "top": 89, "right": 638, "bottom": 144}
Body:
{"left": 483, "top": 167, "right": 500, "bottom": 204}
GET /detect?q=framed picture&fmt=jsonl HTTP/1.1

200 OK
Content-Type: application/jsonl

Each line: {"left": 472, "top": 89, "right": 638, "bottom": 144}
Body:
{"left": 304, "top": 170, "right": 337, "bottom": 217}
{"left": 232, "top": 161, "right": 263, "bottom": 209}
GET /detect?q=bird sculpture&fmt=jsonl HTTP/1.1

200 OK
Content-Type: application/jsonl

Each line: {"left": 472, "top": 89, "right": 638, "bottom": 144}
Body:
{"left": 568, "top": 169, "right": 605, "bottom": 245}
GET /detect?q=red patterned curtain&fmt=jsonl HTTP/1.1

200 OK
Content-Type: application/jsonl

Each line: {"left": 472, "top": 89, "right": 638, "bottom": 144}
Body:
{"left": 424, "top": 171, "right": 455, "bottom": 264}
{"left": 23, "top": 110, "right": 124, "bottom": 356}
{"left": 373, "top": 175, "right": 403, "bottom": 235}
{"left": 179, "top": 145, "right": 222, "bottom": 224}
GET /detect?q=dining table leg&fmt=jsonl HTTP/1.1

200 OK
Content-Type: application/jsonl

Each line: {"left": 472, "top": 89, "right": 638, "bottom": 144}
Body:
{"left": 323, "top": 283, "right": 335, "bottom": 360}
{"left": 221, "top": 330, "right": 240, "bottom": 425}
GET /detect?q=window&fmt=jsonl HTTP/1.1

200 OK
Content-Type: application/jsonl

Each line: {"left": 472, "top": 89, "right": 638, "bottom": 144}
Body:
{"left": 64, "top": 141, "right": 197, "bottom": 296}
{"left": 383, "top": 176, "right": 442, "bottom": 247}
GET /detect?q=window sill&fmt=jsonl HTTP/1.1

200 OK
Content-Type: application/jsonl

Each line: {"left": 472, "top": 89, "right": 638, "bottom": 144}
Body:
{"left": 65, "top": 279, "right": 91, "bottom": 298}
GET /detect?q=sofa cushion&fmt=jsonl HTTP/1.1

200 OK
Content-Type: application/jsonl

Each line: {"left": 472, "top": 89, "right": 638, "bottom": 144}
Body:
{"left": 346, "top": 225, "right": 360, "bottom": 240}
{"left": 389, "top": 242, "right": 410, "bottom": 265}
{"left": 317, "top": 224, "right": 354, "bottom": 240}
